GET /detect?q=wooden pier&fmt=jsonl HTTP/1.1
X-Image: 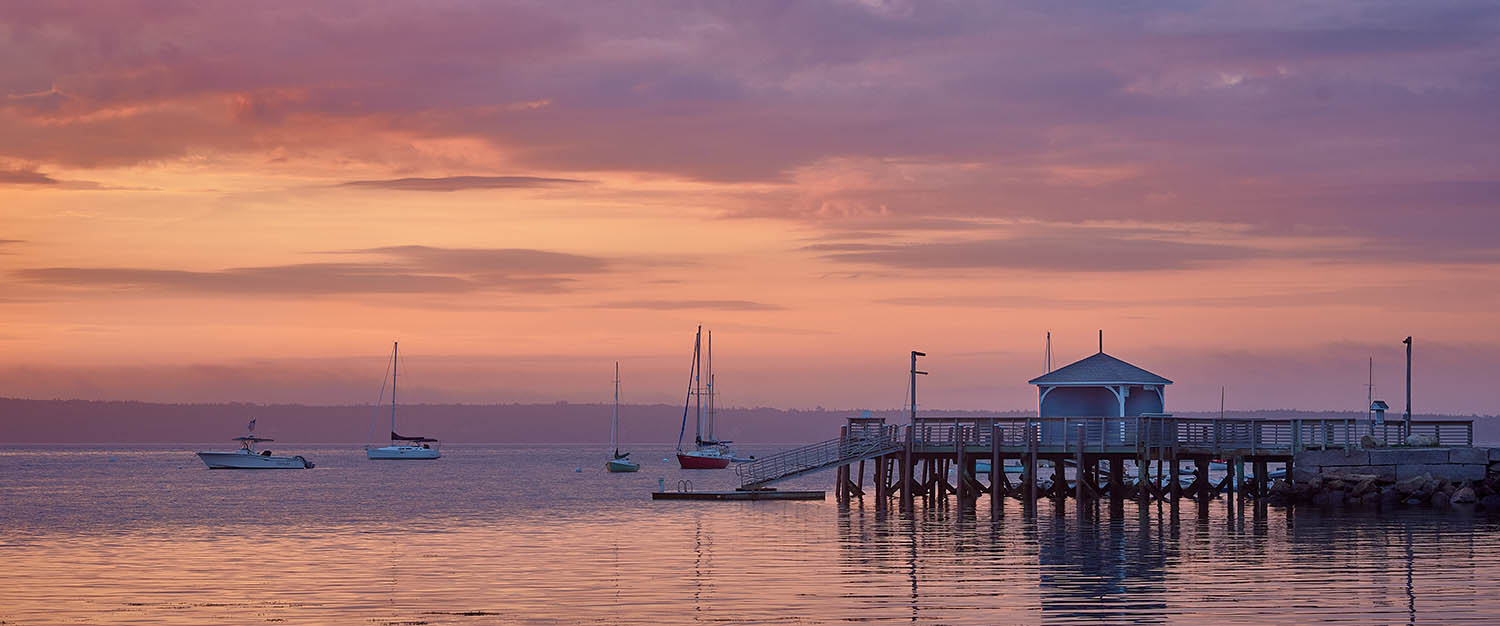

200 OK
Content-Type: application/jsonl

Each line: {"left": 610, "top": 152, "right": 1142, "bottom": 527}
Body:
{"left": 735, "top": 416, "right": 1475, "bottom": 509}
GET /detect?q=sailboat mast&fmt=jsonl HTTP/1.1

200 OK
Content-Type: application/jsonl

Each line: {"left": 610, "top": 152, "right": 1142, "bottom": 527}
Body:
{"left": 706, "top": 330, "right": 714, "bottom": 443}
{"left": 676, "top": 327, "right": 701, "bottom": 453}
{"left": 611, "top": 362, "right": 619, "bottom": 455}
{"left": 694, "top": 327, "right": 703, "bottom": 446}
{"left": 391, "top": 341, "right": 398, "bottom": 439}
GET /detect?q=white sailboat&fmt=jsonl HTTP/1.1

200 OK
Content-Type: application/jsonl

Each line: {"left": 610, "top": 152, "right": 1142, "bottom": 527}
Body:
{"left": 367, "top": 341, "right": 441, "bottom": 460}
{"left": 606, "top": 362, "right": 640, "bottom": 473}
{"left": 197, "top": 419, "right": 314, "bottom": 469}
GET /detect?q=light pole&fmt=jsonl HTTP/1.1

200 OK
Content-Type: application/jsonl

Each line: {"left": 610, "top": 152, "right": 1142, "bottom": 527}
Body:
{"left": 910, "top": 351, "right": 927, "bottom": 427}
{"left": 902, "top": 351, "right": 926, "bottom": 512}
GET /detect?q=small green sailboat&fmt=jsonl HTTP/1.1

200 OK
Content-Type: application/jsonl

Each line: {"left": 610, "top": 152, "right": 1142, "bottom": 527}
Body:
{"left": 606, "top": 362, "right": 640, "bottom": 473}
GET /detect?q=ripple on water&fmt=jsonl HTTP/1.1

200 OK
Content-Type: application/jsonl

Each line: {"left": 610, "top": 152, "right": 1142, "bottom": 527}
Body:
{"left": 2, "top": 445, "right": 1499, "bottom": 624}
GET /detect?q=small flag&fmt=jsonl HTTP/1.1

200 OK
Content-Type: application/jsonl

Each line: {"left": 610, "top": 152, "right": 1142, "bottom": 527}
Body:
{"left": 247, "top": 419, "right": 256, "bottom": 433}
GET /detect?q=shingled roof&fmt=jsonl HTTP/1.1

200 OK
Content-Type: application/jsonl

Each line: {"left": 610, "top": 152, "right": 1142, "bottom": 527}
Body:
{"left": 1027, "top": 352, "right": 1172, "bottom": 386}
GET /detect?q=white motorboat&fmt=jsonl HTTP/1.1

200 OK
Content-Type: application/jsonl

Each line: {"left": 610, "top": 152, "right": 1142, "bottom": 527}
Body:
{"left": 197, "top": 420, "right": 313, "bottom": 469}
{"left": 367, "top": 341, "right": 441, "bottom": 460}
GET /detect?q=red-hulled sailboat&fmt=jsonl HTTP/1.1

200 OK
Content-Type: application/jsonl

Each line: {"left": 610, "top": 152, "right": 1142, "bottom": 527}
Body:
{"left": 676, "top": 326, "right": 738, "bottom": 469}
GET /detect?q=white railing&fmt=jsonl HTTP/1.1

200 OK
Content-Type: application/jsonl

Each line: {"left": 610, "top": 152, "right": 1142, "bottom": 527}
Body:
{"left": 735, "top": 424, "right": 902, "bottom": 489}
{"left": 908, "top": 416, "right": 1472, "bottom": 454}
{"left": 735, "top": 417, "right": 1475, "bottom": 490}
{"left": 1368, "top": 420, "right": 1473, "bottom": 446}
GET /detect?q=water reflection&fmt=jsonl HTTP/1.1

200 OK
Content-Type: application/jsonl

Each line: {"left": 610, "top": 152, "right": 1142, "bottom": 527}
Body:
{"left": 3, "top": 446, "right": 1500, "bottom": 625}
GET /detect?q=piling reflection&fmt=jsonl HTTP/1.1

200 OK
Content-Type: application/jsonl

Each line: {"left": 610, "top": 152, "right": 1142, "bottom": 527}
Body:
{"left": 1033, "top": 501, "right": 1170, "bottom": 622}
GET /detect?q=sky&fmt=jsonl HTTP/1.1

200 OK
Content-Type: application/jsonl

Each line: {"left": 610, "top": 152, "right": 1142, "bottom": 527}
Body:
{"left": 1, "top": 1, "right": 1498, "bottom": 414}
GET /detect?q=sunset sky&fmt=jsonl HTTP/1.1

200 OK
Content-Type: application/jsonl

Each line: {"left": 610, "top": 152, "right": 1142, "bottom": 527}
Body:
{"left": 2, "top": 1, "right": 1498, "bottom": 414}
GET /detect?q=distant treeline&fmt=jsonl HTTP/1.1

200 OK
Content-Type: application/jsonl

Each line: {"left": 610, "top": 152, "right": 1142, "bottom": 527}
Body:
{"left": 0, "top": 397, "right": 1494, "bottom": 444}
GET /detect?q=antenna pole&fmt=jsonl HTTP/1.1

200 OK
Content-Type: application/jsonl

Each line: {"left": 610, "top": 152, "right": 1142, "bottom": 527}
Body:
{"left": 1045, "top": 331, "right": 1052, "bottom": 373}
{"left": 1366, "top": 357, "right": 1374, "bottom": 435}
{"left": 1098, "top": 329, "right": 1103, "bottom": 354}
{"left": 1403, "top": 336, "right": 1413, "bottom": 436}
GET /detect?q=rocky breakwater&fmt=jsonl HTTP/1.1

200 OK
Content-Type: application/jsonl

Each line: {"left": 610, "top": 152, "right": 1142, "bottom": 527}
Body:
{"left": 1267, "top": 446, "right": 1500, "bottom": 510}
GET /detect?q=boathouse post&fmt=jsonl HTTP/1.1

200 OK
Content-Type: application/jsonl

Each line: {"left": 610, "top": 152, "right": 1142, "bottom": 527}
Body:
{"left": 939, "top": 457, "right": 948, "bottom": 501}
{"left": 991, "top": 425, "right": 1003, "bottom": 509}
{"left": 902, "top": 427, "right": 915, "bottom": 511}
{"left": 1170, "top": 453, "right": 1182, "bottom": 501}
{"left": 836, "top": 426, "right": 849, "bottom": 501}
{"left": 1223, "top": 456, "right": 1237, "bottom": 503}
{"left": 878, "top": 455, "right": 889, "bottom": 501}
{"left": 922, "top": 458, "right": 932, "bottom": 503}
{"left": 1194, "top": 457, "right": 1210, "bottom": 500}
{"left": 1136, "top": 416, "right": 1148, "bottom": 502}
{"left": 932, "top": 458, "right": 943, "bottom": 504}
{"left": 955, "top": 427, "right": 967, "bottom": 502}
{"left": 1109, "top": 458, "right": 1123, "bottom": 499}
{"left": 1233, "top": 455, "right": 1244, "bottom": 503}
{"left": 1027, "top": 421, "right": 1038, "bottom": 503}
{"left": 1075, "top": 424, "right": 1086, "bottom": 502}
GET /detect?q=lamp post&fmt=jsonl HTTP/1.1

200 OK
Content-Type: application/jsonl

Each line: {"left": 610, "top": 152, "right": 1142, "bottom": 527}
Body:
{"left": 910, "top": 351, "right": 927, "bottom": 427}
{"left": 902, "top": 351, "right": 927, "bottom": 511}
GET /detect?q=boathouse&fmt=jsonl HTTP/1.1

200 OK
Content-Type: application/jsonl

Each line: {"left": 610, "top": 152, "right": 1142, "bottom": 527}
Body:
{"left": 1028, "top": 351, "right": 1171, "bottom": 417}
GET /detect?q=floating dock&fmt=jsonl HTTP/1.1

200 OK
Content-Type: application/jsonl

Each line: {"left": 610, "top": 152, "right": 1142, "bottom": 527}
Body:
{"left": 651, "top": 490, "right": 825, "bottom": 501}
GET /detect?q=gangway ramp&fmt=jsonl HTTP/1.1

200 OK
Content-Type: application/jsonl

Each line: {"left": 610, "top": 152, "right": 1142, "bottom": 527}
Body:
{"left": 736, "top": 426, "right": 903, "bottom": 490}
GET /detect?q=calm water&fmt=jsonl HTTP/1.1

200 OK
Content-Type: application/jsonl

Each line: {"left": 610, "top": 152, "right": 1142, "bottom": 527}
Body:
{"left": 3, "top": 444, "right": 1499, "bottom": 625}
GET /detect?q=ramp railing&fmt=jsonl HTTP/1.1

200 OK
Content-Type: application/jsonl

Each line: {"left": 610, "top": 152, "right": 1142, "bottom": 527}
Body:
{"left": 736, "top": 424, "right": 903, "bottom": 489}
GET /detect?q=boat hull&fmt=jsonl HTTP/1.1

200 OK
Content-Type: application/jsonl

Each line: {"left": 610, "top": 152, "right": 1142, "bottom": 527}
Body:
{"left": 367, "top": 445, "right": 440, "bottom": 460}
{"left": 677, "top": 452, "right": 731, "bottom": 470}
{"left": 197, "top": 451, "right": 311, "bottom": 469}
{"left": 607, "top": 459, "right": 641, "bottom": 472}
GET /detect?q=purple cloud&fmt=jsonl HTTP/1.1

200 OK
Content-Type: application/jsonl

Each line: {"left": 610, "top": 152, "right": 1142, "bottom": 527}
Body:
{"left": 594, "top": 299, "right": 783, "bottom": 311}
{"left": 820, "top": 235, "right": 1258, "bottom": 273}
{"left": 339, "top": 175, "right": 587, "bottom": 192}
{"left": 15, "top": 245, "right": 611, "bottom": 295}
{"left": 0, "top": 168, "right": 58, "bottom": 185}
{"left": 0, "top": 1, "right": 1496, "bottom": 250}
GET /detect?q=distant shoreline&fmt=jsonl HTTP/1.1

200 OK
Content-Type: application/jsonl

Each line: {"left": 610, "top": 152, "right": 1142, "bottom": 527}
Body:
{"left": 2, "top": 396, "right": 1493, "bottom": 445}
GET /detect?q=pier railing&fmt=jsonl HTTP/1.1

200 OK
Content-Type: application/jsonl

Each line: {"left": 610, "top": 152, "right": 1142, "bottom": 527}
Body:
{"left": 905, "top": 416, "right": 1473, "bottom": 456}
{"left": 1367, "top": 420, "right": 1473, "bottom": 447}
{"left": 734, "top": 416, "right": 1476, "bottom": 491}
